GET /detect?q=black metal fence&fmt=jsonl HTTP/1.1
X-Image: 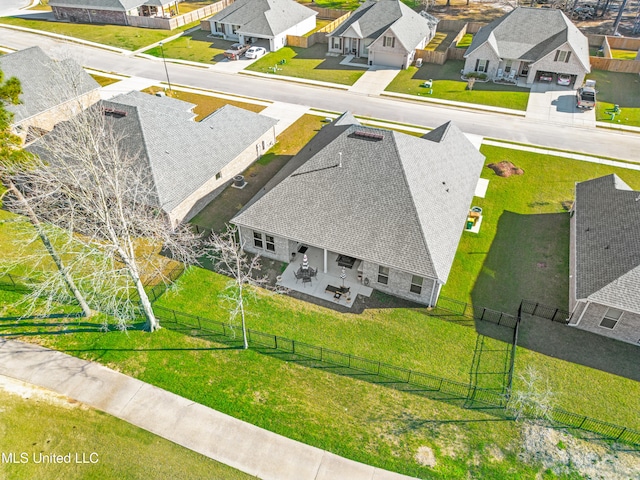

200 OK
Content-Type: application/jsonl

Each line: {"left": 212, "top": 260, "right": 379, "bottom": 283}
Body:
{"left": 520, "top": 300, "right": 570, "bottom": 324}
{"left": 434, "top": 295, "right": 518, "bottom": 328}
{"left": 154, "top": 304, "right": 640, "bottom": 446}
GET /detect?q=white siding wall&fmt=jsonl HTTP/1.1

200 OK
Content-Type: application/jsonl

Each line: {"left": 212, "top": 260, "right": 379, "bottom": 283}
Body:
{"left": 168, "top": 128, "right": 276, "bottom": 225}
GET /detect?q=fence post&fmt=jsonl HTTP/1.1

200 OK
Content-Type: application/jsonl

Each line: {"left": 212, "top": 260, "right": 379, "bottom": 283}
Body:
{"left": 578, "top": 416, "right": 587, "bottom": 429}
{"left": 197, "top": 316, "right": 202, "bottom": 329}
{"left": 292, "top": 340, "right": 295, "bottom": 354}
{"left": 616, "top": 427, "right": 627, "bottom": 440}
{"left": 553, "top": 308, "right": 559, "bottom": 322}
{"left": 532, "top": 302, "right": 539, "bottom": 316}
{"left": 172, "top": 309, "right": 177, "bottom": 322}
{"left": 8, "top": 274, "right": 15, "bottom": 287}
{"left": 274, "top": 335, "right": 278, "bottom": 350}
{"left": 377, "top": 361, "right": 380, "bottom": 375}
{"left": 320, "top": 347, "right": 322, "bottom": 361}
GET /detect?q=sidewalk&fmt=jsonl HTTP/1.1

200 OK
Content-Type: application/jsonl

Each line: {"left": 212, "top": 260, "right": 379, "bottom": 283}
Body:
{"left": 0, "top": 337, "right": 416, "bottom": 480}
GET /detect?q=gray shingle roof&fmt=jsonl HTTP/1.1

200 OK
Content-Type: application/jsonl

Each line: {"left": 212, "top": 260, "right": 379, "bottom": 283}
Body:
{"left": 232, "top": 116, "right": 485, "bottom": 282}
{"left": 0, "top": 46, "right": 99, "bottom": 125}
{"left": 465, "top": 7, "right": 589, "bottom": 71}
{"left": 574, "top": 175, "right": 640, "bottom": 314}
{"left": 209, "top": 0, "right": 316, "bottom": 37}
{"left": 31, "top": 95, "right": 278, "bottom": 216}
{"left": 329, "top": 0, "right": 436, "bottom": 51}
{"left": 49, "top": 0, "right": 175, "bottom": 10}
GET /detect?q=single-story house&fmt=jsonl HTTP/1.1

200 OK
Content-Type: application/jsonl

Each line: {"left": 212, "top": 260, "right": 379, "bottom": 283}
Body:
{"left": 30, "top": 91, "right": 278, "bottom": 227}
{"left": 0, "top": 46, "right": 100, "bottom": 145}
{"left": 569, "top": 174, "right": 640, "bottom": 346}
{"left": 463, "top": 7, "right": 590, "bottom": 86}
{"left": 49, "top": 0, "right": 180, "bottom": 25}
{"left": 327, "top": 0, "right": 439, "bottom": 69}
{"left": 208, "top": 0, "right": 317, "bottom": 52}
{"left": 231, "top": 113, "right": 485, "bottom": 306}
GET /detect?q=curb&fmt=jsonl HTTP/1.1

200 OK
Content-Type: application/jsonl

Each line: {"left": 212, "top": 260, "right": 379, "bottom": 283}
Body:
{"left": 382, "top": 91, "right": 527, "bottom": 116}
{"left": 240, "top": 70, "right": 350, "bottom": 90}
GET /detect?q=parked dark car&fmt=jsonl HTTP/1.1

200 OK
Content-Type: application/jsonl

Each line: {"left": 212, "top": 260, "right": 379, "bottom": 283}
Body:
{"left": 223, "top": 43, "right": 250, "bottom": 60}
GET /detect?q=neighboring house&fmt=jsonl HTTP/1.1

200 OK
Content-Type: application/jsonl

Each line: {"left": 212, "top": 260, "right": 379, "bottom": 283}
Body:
{"left": 0, "top": 46, "right": 100, "bottom": 145}
{"left": 49, "top": 0, "right": 180, "bottom": 25}
{"left": 569, "top": 174, "right": 640, "bottom": 346}
{"left": 30, "top": 91, "right": 278, "bottom": 227}
{"left": 463, "top": 7, "right": 590, "bottom": 86}
{"left": 208, "top": 0, "right": 317, "bottom": 51}
{"left": 231, "top": 113, "right": 485, "bottom": 306}
{"left": 327, "top": 0, "right": 438, "bottom": 69}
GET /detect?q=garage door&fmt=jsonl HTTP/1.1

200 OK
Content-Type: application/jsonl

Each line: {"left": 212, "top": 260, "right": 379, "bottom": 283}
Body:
{"left": 373, "top": 52, "right": 405, "bottom": 68}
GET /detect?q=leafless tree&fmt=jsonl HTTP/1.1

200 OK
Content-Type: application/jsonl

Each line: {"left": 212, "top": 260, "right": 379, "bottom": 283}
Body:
{"left": 207, "top": 225, "right": 269, "bottom": 349}
{"left": 508, "top": 365, "right": 556, "bottom": 422}
{"left": 1, "top": 51, "right": 203, "bottom": 331}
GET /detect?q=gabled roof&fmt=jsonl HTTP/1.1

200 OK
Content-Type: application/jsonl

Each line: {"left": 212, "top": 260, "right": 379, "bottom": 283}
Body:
{"left": 49, "top": 0, "right": 176, "bottom": 10}
{"left": 574, "top": 175, "right": 640, "bottom": 314}
{"left": 329, "top": 0, "right": 437, "bottom": 51}
{"left": 209, "top": 0, "right": 317, "bottom": 37}
{"left": 232, "top": 114, "right": 485, "bottom": 282}
{"left": 465, "top": 7, "right": 590, "bottom": 71}
{"left": 0, "top": 46, "right": 99, "bottom": 125}
{"left": 31, "top": 93, "right": 278, "bottom": 216}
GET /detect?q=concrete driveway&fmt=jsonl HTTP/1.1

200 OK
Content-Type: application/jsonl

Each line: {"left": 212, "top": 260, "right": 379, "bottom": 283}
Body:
{"left": 0, "top": 0, "right": 31, "bottom": 16}
{"left": 525, "top": 82, "right": 596, "bottom": 127}
{"left": 349, "top": 66, "right": 400, "bottom": 95}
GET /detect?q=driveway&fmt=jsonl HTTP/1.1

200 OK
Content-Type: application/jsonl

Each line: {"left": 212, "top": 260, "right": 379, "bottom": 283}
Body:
{"left": 525, "top": 82, "right": 596, "bottom": 127}
{"left": 210, "top": 55, "right": 263, "bottom": 74}
{"left": 0, "top": 0, "right": 31, "bottom": 16}
{"left": 349, "top": 66, "right": 400, "bottom": 95}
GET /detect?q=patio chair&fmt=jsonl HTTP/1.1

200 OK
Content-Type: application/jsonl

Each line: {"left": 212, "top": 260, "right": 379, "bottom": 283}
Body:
{"left": 294, "top": 270, "right": 303, "bottom": 283}
{"left": 310, "top": 267, "right": 318, "bottom": 279}
{"left": 496, "top": 68, "right": 503, "bottom": 80}
{"left": 507, "top": 70, "right": 516, "bottom": 82}
{"left": 302, "top": 276, "right": 312, "bottom": 287}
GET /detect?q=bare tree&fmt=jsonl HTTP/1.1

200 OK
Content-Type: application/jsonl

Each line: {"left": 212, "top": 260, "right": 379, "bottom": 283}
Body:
{"left": 4, "top": 97, "right": 202, "bottom": 331}
{"left": 207, "top": 225, "right": 269, "bottom": 350}
{"left": 508, "top": 366, "right": 555, "bottom": 422}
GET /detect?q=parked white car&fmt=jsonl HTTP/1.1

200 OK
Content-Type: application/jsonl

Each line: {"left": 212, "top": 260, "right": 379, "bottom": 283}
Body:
{"left": 245, "top": 47, "right": 267, "bottom": 59}
{"left": 557, "top": 74, "right": 572, "bottom": 86}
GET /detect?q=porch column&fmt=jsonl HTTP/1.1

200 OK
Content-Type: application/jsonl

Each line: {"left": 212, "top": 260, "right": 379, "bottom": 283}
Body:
{"left": 237, "top": 227, "right": 243, "bottom": 251}
{"left": 429, "top": 280, "right": 437, "bottom": 306}
{"left": 323, "top": 249, "right": 327, "bottom": 274}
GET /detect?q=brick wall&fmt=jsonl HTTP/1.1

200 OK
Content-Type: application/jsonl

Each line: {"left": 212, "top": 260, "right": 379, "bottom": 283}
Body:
{"left": 361, "top": 260, "right": 438, "bottom": 306}
{"left": 52, "top": 6, "right": 128, "bottom": 25}
{"left": 574, "top": 302, "right": 640, "bottom": 346}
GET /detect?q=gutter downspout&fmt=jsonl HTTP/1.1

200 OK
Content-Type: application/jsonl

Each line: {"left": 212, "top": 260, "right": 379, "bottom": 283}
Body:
{"left": 429, "top": 279, "right": 437, "bottom": 307}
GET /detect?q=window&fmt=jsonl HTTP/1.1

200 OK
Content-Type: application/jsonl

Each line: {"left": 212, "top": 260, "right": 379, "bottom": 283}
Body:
{"left": 599, "top": 308, "right": 623, "bottom": 329}
{"left": 253, "top": 231, "right": 263, "bottom": 249}
{"left": 378, "top": 266, "right": 389, "bottom": 285}
{"left": 232, "top": 24, "right": 240, "bottom": 34}
{"left": 265, "top": 235, "right": 275, "bottom": 252}
{"left": 504, "top": 60, "right": 512, "bottom": 73}
{"left": 554, "top": 50, "right": 571, "bottom": 63}
{"left": 410, "top": 275, "right": 423, "bottom": 294}
{"left": 332, "top": 38, "right": 342, "bottom": 49}
{"left": 383, "top": 36, "right": 395, "bottom": 48}
{"left": 215, "top": 172, "right": 222, "bottom": 180}
{"left": 475, "top": 59, "right": 489, "bottom": 73}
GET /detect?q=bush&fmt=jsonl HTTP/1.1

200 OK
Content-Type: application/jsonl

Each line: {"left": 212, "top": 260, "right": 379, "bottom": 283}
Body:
{"left": 464, "top": 72, "right": 488, "bottom": 80}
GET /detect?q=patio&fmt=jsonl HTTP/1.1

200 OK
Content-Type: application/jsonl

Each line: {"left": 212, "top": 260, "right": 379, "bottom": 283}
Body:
{"left": 277, "top": 246, "right": 373, "bottom": 308}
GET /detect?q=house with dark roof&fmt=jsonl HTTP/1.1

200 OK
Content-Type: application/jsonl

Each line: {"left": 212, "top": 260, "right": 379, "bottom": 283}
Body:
{"left": 569, "top": 175, "right": 640, "bottom": 345}
{"left": 463, "top": 7, "right": 590, "bottom": 86}
{"left": 30, "top": 91, "right": 278, "bottom": 227}
{"left": 208, "top": 0, "right": 317, "bottom": 51}
{"left": 231, "top": 113, "right": 485, "bottom": 306}
{"left": 49, "top": 0, "right": 180, "bottom": 25}
{"left": 0, "top": 46, "right": 100, "bottom": 145}
{"left": 327, "top": 0, "right": 438, "bottom": 69}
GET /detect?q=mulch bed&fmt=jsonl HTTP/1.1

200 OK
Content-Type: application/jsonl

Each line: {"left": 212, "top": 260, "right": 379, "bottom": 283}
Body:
{"left": 487, "top": 161, "right": 524, "bottom": 177}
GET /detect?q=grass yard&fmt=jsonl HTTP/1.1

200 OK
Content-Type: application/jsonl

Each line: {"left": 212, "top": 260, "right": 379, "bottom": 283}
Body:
{"left": 587, "top": 69, "right": 640, "bottom": 127}
{"left": 304, "top": 19, "right": 332, "bottom": 37}
{"left": 27, "top": 0, "right": 50, "bottom": 10}
{"left": 610, "top": 49, "right": 638, "bottom": 60}
{"left": 386, "top": 62, "right": 530, "bottom": 111}
{"left": 0, "top": 383, "right": 252, "bottom": 479}
{"left": 424, "top": 32, "right": 456, "bottom": 53}
{"left": 245, "top": 44, "right": 366, "bottom": 86}
{"left": 0, "top": 17, "right": 199, "bottom": 51}
{"left": 456, "top": 33, "right": 473, "bottom": 49}
{"left": 143, "top": 29, "right": 234, "bottom": 64}
{"left": 190, "top": 114, "right": 324, "bottom": 232}
{"left": 2, "top": 310, "right": 583, "bottom": 480}
{"left": 176, "top": 0, "right": 214, "bottom": 14}
{"left": 90, "top": 74, "right": 120, "bottom": 87}
{"left": 143, "top": 87, "right": 266, "bottom": 120}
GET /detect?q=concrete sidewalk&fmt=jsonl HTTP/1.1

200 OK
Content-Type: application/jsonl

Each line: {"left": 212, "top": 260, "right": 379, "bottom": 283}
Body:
{"left": 0, "top": 338, "right": 415, "bottom": 480}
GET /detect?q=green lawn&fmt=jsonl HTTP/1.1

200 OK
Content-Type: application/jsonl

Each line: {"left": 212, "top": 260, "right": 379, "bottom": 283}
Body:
{"left": 90, "top": 74, "right": 120, "bottom": 87}
{"left": 587, "top": 69, "right": 640, "bottom": 127}
{"left": 424, "top": 32, "right": 450, "bottom": 52}
{"left": 386, "top": 62, "right": 530, "bottom": 111}
{"left": 1, "top": 307, "right": 583, "bottom": 479}
{"left": 610, "top": 49, "right": 638, "bottom": 60}
{"left": 245, "top": 44, "right": 366, "bottom": 86}
{"left": 304, "top": 19, "right": 332, "bottom": 37}
{"left": 0, "top": 17, "right": 199, "bottom": 51}
{"left": 143, "top": 29, "right": 233, "bottom": 64}
{"left": 177, "top": 0, "right": 214, "bottom": 14}
{"left": 0, "top": 386, "right": 252, "bottom": 479}
{"left": 456, "top": 33, "right": 473, "bottom": 49}
{"left": 191, "top": 114, "right": 325, "bottom": 232}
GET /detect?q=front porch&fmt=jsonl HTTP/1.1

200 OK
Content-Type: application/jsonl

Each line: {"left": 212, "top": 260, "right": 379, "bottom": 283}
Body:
{"left": 277, "top": 245, "right": 373, "bottom": 308}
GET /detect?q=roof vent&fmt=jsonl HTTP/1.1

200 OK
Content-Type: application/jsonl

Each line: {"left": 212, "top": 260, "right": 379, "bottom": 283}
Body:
{"left": 352, "top": 130, "right": 383, "bottom": 141}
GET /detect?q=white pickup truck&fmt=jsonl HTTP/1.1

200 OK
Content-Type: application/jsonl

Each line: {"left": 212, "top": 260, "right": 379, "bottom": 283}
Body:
{"left": 576, "top": 79, "right": 596, "bottom": 110}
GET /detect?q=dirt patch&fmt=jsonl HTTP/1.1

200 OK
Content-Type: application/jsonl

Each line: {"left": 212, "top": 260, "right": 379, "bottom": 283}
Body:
{"left": 487, "top": 161, "right": 524, "bottom": 177}
{"left": 0, "top": 375, "right": 86, "bottom": 410}
{"left": 415, "top": 445, "right": 437, "bottom": 467}
{"left": 520, "top": 423, "right": 640, "bottom": 479}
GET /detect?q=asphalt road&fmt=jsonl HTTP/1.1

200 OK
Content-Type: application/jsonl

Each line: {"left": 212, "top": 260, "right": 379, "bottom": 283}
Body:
{"left": 2, "top": 27, "right": 640, "bottom": 161}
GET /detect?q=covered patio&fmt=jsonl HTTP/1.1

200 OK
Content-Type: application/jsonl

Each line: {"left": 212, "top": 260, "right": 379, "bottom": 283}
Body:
{"left": 277, "top": 245, "right": 373, "bottom": 308}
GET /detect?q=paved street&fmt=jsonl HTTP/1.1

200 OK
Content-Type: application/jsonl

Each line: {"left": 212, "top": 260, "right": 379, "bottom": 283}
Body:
{"left": 2, "top": 27, "right": 640, "bottom": 162}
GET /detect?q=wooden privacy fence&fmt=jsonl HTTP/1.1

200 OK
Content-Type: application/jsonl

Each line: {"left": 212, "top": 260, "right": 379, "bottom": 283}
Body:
{"left": 127, "top": 0, "right": 232, "bottom": 30}
{"left": 590, "top": 57, "right": 640, "bottom": 73}
{"left": 287, "top": 11, "right": 351, "bottom": 48}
